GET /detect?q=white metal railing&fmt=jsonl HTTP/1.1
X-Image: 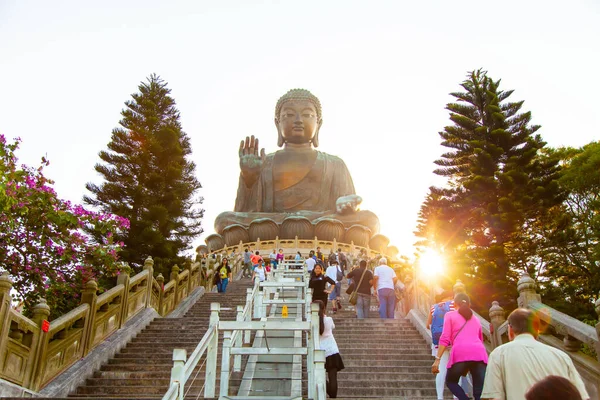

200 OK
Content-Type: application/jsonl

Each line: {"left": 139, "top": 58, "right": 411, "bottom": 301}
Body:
{"left": 163, "top": 262, "right": 327, "bottom": 400}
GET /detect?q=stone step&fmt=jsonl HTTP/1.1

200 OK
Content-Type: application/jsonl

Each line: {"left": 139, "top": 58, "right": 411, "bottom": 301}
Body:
{"left": 341, "top": 359, "right": 434, "bottom": 367}
{"left": 335, "top": 348, "right": 431, "bottom": 355}
{"left": 336, "top": 386, "right": 438, "bottom": 397}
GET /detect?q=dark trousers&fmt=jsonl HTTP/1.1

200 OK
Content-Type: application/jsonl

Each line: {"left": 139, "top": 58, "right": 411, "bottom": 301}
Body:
{"left": 446, "top": 361, "right": 486, "bottom": 400}
{"left": 314, "top": 295, "right": 328, "bottom": 310}
{"left": 326, "top": 369, "right": 338, "bottom": 398}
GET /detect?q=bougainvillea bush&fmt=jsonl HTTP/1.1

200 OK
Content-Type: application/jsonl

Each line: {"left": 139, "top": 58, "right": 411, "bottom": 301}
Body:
{"left": 0, "top": 134, "right": 130, "bottom": 319}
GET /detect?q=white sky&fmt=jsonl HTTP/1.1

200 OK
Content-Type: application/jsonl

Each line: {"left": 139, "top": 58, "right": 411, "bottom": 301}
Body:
{"left": 1, "top": 0, "right": 599, "bottom": 258}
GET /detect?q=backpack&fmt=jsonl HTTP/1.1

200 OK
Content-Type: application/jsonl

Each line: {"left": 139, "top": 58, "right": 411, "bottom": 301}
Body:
{"left": 431, "top": 301, "right": 451, "bottom": 346}
{"left": 219, "top": 266, "right": 228, "bottom": 279}
{"left": 336, "top": 266, "right": 344, "bottom": 282}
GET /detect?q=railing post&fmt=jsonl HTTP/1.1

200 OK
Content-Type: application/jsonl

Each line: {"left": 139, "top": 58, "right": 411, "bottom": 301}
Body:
{"left": 255, "top": 285, "right": 264, "bottom": 319}
{"left": 170, "top": 265, "right": 180, "bottom": 304}
{"left": 245, "top": 288, "right": 253, "bottom": 344}
{"left": 29, "top": 299, "right": 51, "bottom": 391}
{"left": 186, "top": 263, "right": 194, "bottom": 294}
{"left": 489, "top": 301, "right": 506, "bottom": 349}
{"left": 234, "top": 306, "right": 243, "bottom": 371}
{"left": 204, "top": 303, "right": 220, "bottom": 398}
{"left": 220, "top": 330, "right": 232, "bottom": 397}
{"left": 117, "top": 269, "right": 130, "bottom": 328}
{"left": 170, "top": 348, "right": 187, "bottom": 400}
{"left": 80, "top": 280, "right": 98, "bottom": 356}
{"left": 314, "top": 349, "right": 327, "bottom": 400}
{"left": 0, "top": 272, "right": 13, "bottom": 367}
{"left": 308, "top": 301, "right": 320, "bottom": 399}
{"left": 517, "top": 273, "right": 541, "bottom": 308}
{"left": 143, "top": 256, "right": 154, "bottom": 308}
{"left": 156, "top": 274, "right": 165, "bottom": 316}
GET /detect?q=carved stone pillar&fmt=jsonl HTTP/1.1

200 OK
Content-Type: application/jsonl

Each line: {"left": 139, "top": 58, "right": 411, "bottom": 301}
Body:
{"left": 489, "top": 301, "right": 506, "bottom": 349}
{"left": 156, "top": 274, "right": 165, "bottom": 315}
{"left": 80, "top": 280, "right": 98, "bottom": 356}
{"left": 144, "top": 257, "right": 154, "bottom": 308}
{"left": 563, "top": 335, "right": 582, "bottom": 352}
{"left": 170, "top": 265, "right": 180, "bottom": 304}
{"left": 517, "top": 272, "right": 541, "bottom": 308}
{"left": 0, "top": 272, "right": 13, "bottom": 355}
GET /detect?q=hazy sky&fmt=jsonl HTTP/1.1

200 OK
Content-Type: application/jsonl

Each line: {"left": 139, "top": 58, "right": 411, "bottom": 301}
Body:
{"left": 1, "top": 0, "right": 598, "bottom": 258}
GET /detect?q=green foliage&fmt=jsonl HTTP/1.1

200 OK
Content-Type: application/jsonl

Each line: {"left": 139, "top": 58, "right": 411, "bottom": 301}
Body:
{"left": 85, "top": 74, "right": 204, "bottom": 278}
{"left": 0, "top": 135, "right": 130, "bottom": 319}
{"left": 534, "top": 142, "right": 600, "bottom": 319}
{"left": 415, "top": 69, "right": 562, "bottom": 314}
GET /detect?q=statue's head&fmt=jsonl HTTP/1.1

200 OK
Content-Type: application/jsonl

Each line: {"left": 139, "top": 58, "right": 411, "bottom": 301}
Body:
{"left": 274, "top": 89, "right": 323, "bottom": 147}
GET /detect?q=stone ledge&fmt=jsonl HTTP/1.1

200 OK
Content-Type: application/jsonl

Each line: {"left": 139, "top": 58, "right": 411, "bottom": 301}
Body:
{"left": 39, "top": 307, "right": 159, "bottom": 398}
{"left": 0, "top": 378, "right": 40, "bottom": 398}
{"left": 406, "top": 308, "right": 432, "bottom": 346}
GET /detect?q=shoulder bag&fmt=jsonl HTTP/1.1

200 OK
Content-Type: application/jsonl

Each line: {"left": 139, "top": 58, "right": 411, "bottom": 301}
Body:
{"left": 349, "top": 268, "right": 369, "bottom": 306}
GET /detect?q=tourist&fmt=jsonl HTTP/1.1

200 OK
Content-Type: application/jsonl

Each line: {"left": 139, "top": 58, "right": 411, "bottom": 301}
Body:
{"left": 276, "top": 248, "right": 285, "bottom": 268}
{"left": 251, "top": 251, "right": 263, "bottom": 272}
{"left": 269, "top": 249, "right": 277, "bottom": 269}
{"left": 316, "top": 246, "right": 325, "bottom": 265}
{"left": 295, "top": 251, "right": 302, "bottom": 262}
{"left": 431, "top": 293, "right": 487, "bottom": 400}
{"left": 337, "top": 248, "right": 348, "bottom": 272}
{"left": 481, "top": 308, "right": 589, "bottom": 400}
{"left": 216, "top": 257, "right": 232, "bottom": 293}
{"left": 372, "top": 257, "right": 397, "bottom": 319}
{"left": 346, "top": 260, "right": 373, "bottom": 319}
{"left": 309, "top": 264, "right": 336, "bottom": 309}
{"left": 427, "top": 290, "right": 456, "bottom": 400}
{"left": 243, "top": 248, "right": 252, "bottom": 278}
{"left": 305, "top": 255, "right": 316, "bottom": 274}
{"left": 328, "top": 251, "right": 337, "bottom": 266}
{"left": 525, "top": 375, "right": 583, "bottom": 400}
{"left": 314, "top": 299, "right": 344, "bottom": 398}
{"left": 325, "top": 260, "right": 344, "bottom": 313}
{"left": 252, "top": 262, "right": 266, "bottom": 289}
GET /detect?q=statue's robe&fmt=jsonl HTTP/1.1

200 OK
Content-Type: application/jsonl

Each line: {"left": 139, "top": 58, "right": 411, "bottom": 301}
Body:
{"left": 234, "top": 150, "right": 355, "bottom": 213}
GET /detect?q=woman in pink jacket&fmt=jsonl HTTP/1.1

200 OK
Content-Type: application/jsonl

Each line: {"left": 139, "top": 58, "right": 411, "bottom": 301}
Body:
{"left": 431, "top": 292, "right": 487, "bottom": 400}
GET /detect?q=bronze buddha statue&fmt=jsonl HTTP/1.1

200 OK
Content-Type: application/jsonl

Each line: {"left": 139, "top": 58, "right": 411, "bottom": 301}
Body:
{"left": 212, "top": 89, "right": 381, "bottom": 247}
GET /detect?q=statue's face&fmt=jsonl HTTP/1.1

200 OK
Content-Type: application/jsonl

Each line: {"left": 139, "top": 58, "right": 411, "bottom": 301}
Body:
{"left": 276, "top": 100, "right": 321, "bottom": 145}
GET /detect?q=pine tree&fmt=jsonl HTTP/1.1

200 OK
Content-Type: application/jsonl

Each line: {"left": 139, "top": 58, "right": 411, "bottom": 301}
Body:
{"left": 416, "top": 70, "right": 562, "bottom": 313}
{"left": 85, "top": 74, "right": 203, "bottom": 277}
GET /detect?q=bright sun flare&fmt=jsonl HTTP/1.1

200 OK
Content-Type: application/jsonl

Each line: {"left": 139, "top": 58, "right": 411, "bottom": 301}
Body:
{"left": 419, "top": 249, "right": 445, "bottom": 277}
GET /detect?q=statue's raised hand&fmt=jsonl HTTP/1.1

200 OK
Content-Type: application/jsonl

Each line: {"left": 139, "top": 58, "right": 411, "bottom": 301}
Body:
{"left": 239, "top": 135, "right": 266, "bottom": 188}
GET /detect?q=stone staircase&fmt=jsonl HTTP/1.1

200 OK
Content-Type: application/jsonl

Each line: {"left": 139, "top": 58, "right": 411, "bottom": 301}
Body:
{"left": 331, "top": 292, "right": 453, "bottom": 400}
{"left": 27, "top": 279, "right": 254, "bottom": 400}
{"left": 6, "top": 278, "right": 455, "bottom": 399}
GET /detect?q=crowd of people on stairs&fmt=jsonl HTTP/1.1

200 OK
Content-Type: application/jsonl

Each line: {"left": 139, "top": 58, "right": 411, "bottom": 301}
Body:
{"left": 209, "top": 247, "right": 591, "bottom": 400}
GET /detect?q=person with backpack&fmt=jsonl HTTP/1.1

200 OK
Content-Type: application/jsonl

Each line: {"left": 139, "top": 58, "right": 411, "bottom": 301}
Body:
{"left": 427, "top": 290, "right": 456, "bottom": 400}
{"left": 216, "top": 257, "right": 232, "bottom": 293}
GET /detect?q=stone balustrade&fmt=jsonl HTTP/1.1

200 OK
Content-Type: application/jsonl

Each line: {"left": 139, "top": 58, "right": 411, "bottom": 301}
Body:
{"left": 404, "top": 272, "right": 600, "bottom": 399}
{"left": 199, "top": 235, "right": 398, "bottom": 266}
{"left": 0, "top": 254, "right": 242, "bottom": 392}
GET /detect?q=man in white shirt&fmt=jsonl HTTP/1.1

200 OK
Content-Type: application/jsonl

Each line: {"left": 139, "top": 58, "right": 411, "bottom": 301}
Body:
{"left": 269, "top": 250, "right": 277, "bottom": 269}
{"left": 482, "top": 308, "right": 589, "bottom": 400}
{"left": 372, "top": 257, "right": 397, "bottom": 319}
{"left": 305, "top": 256, "right": 316, "bottom": 273}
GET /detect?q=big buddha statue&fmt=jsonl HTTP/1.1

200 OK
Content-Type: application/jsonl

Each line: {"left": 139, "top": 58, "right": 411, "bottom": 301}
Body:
{"left": 209, "top": 89, "right": 383, "bottom": 249}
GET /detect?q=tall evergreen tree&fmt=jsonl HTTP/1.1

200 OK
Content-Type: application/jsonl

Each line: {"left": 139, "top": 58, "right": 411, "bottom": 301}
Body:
{"left": 85, "top": 74, "right": 203, "bottom": 277}
{"left": 416, "top": 70, "right": 562, "bottom": 313}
